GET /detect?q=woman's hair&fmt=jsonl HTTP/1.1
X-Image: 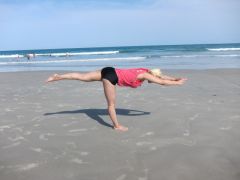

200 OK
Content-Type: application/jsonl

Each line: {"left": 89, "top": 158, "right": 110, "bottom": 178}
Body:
{"left": 149, "top": 68, "right": 162, "bottom": 77}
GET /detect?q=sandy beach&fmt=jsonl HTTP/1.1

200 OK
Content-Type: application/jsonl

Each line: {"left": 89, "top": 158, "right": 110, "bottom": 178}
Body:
{"left": 0, "top": 69, "right": 240, "bottom": 180}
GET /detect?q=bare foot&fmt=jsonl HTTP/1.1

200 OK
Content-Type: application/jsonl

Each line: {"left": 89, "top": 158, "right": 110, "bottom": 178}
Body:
{"left": 46, "top": 74, "right": 61, "bottom": 83}
{"left": 114, "top": 125, "right": 128, "bottom": 132}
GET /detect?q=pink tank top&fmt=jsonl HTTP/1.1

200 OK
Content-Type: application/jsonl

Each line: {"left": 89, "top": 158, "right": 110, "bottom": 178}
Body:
{"left": 115, "top": 68, "right": 149, "bottom": 88}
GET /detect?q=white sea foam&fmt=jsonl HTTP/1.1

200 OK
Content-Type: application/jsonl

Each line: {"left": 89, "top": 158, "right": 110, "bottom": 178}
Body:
{"left": 0, "top": 56, "right": 145, "bottom": 65}
{"left": 0, "top": 51, "right": 119, "bottom": 59}
{"left": 214, "top": 54, "right": 240, "bottom": 57}
{"left": 161, "top": 55, "right": 200, "bottom": 58}
{"left": 161, "top": 54, "right": 240, "bottom": 58}
{"left": 0, "top": 54, "right": 24, "bottom": 58}
{"left": 36, "top": 51, "right": 119, "bottom": 57}
{"left": 207, "top": 48, "right": 240, "bottom": 51}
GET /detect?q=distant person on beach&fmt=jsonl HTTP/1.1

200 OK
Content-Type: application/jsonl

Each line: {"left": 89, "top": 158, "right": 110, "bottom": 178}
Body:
{"left": 26, "top": 53, "right": 35, "bottom": 60}
{"left": 46, "top": 67, "right": 187, "bottom": 131}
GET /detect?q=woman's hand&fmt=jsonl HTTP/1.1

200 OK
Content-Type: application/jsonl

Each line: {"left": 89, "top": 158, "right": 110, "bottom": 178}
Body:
{"left": 174, "top": 78, "right": 187, "bottom": 81}
{"left": 175, "top": 78, "right": 187, "bottom": 85}
{"left": 114, "top": 125, "right": 128, "bottom": 131}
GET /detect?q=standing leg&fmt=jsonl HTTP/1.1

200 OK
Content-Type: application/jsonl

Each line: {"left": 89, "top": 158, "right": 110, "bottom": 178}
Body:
{"left": 46, "top": 71, "right": 102, "bottom": 83}
{"left": 102, "top": 79, "right": 128, "bottom": 131}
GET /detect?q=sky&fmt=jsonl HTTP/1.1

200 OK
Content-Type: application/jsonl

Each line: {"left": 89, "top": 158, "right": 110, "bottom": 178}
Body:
{"left": 0, "top": 0, "right": 240, "bottom": 50}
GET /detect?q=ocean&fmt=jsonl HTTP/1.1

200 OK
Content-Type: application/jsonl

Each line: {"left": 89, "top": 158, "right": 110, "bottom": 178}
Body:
{"left": 0, "top": 43, "right": 240, "bottom": 72}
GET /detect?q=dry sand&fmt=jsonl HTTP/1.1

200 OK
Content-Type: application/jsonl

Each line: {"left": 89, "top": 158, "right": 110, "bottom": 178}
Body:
{"left": 0, "top": 69, "right": 240, "bottom": 180}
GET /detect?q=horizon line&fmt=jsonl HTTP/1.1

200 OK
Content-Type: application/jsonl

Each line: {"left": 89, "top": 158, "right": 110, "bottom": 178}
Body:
{"left": 1, "top": 42, "right": 240, "bottom": 52}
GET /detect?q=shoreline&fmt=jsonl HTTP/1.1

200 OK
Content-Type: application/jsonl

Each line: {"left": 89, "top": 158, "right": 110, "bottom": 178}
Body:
{"left": 0, "top": 67, "right": 240, "bottom": 73}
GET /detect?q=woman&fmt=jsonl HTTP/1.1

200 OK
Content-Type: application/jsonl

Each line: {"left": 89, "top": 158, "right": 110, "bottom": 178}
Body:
{"left": 46, "top": 67, "right": 187, "bottom": 131}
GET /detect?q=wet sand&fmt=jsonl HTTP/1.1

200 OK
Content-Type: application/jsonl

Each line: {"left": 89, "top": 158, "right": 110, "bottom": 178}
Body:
{"left": 0, "top": 69, "right": 240, "bottom": 180}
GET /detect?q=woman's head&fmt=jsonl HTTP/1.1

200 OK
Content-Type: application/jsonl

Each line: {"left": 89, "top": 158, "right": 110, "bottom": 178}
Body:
{"left": 149, "top": 68, "right": 162, "bottom": 78}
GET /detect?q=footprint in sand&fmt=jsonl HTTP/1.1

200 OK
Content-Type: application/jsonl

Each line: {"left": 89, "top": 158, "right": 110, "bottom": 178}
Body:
{"left": 8, "top": 136, "right": 25, "bottom": 142}
{"left": 30, "top": 147, "right": 43, "bottom": 153}
{"left": 39, "top": 133, "right": 55, "bottom": 140}
{"left": 5, "top": 108, "right": 14, "bottom": 112}
{"left": 68, "top": 129, "right": 88, "bottom": 133}
{"left": 80, "top": 152, "right": 89, "bottom": 156}
{"left": 219, "top": 126, "right": 232, "bottom": 130}
{"left": 149, "top": 146, "right": 157, "bottom": 151}
{"left": 116, "top": 174, "right": 127, "bottom": 180}
{"left": 189, "top": 114, "right": 199, "bottom": 121}
{"left": 140, "top": 132, "right": 154, "bottom": 138}
{"left": 15, "top": 163, "right": 39, "bottom": 171}
{"left": 70, "top": 158, "right": 89, "bottom": 165}
{"left": 183, "top": 130, "right": 190, "bottom": 136}
{"left": 0, "top": 125, "right": 11, "bottom": 132}
{"left": 136, "top": 141, "right": 152, "bottom": 146}
{"left": 230, "top": 115, "right": 240, "bottom": 120}
{"left": 24, "top": 131, "right": 32, "bottom": 135}
{"left": 2, "top": 142, "right": 21, "bottom": 149}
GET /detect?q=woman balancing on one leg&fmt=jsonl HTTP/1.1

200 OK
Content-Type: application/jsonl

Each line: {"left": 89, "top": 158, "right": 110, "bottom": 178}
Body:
{"left": 46, "top": 67, "right": 187, "bottom": 131}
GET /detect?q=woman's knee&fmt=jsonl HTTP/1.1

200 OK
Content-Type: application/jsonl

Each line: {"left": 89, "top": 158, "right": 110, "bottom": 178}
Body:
{"left": 70, "top": 73, "right": 83, "bottom": 80}
{"left": 83, "top": 71, "right": 101, "bottom": 81}
{"left": 108, "top": 103, "right": 115, "bottom": 108}
{"left": 75, "top": 73, "right": 92, "bottom": 81}
{"left": 107, "top": 104, "right": 115, "bottom": 113}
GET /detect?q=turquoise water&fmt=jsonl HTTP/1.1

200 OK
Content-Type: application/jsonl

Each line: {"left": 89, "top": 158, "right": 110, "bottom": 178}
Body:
{"left": 0, "top": 43, "right": 240, "bottom": 72}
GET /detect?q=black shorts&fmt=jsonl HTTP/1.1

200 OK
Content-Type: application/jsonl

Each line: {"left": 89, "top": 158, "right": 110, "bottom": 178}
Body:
{"left": 101, "top": 67, "right": 118, "bottom": 85}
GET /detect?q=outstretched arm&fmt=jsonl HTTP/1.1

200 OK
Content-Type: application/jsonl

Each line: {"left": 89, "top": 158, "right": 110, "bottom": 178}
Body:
{"left": 141, "top": 73, "right": 187, "bottom": 85}
{"left": 160, "top": 75, "right": 181, "bottom": 81}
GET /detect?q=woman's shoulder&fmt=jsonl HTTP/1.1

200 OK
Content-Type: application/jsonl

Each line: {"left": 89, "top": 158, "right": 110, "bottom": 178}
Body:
{"left": 128, "top": 68, "right": 150, "bottom": 73}
{"left": 137, "top": 71, "right": 150, "bottom": 80}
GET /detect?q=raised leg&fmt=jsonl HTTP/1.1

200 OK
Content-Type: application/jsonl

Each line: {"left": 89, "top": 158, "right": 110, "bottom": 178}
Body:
{"left": 102, "top": 79, "right": 128, "bottom": 131}
{"left": 46, "top": 71, "right": 102, "bottom": 83}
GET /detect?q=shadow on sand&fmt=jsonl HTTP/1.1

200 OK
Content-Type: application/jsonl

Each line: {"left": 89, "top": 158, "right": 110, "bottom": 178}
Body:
{"left": 44, "top": 108, "right": 150, "bottom": 128}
